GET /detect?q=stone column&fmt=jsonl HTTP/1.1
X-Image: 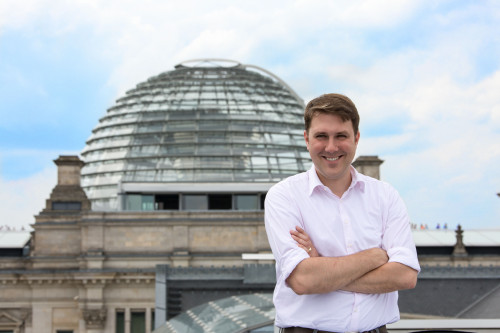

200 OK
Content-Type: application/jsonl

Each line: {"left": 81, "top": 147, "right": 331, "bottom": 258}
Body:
{"left": 145, "top": 308, "right": 152, "bottom": 333}
{"left": 31, "top": 304, "right": 52, "bottom": 333}
{"left": 352, "top": 155, "right": 384, "bottom": 180}
{"left": 124, "top": 308, "right": 131, "bottom": 333}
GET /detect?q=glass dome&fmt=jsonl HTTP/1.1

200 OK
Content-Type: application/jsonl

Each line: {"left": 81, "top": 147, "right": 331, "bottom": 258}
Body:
{"left": 152, "top": 293, "right": 275, "bottom": 333}
{"left": 81, "top": 59, "right": 311, "bottom": 210}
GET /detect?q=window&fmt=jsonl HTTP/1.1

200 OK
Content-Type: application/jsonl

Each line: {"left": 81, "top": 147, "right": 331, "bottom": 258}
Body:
{"left": 235, "top": 194, "right": 259, "bottom": 210}
{"left": 151, "top": 310, "right": 155, "bottom": 330}
{"left": 183, "top": 195, "right": 207, "bottom": 210}
{"left": 208, "top": 194, "right": 232, "bottom": 210}
{"left": 124, "top": 192, "right": 266, "bottom": 211}
{"left": 155, "top": 194, "right": 179, "bottom": 210}
{"left": 260, "top": 193, "right": 266, "bottom": 210}
{"left": 116, "top": 311, "right": 125, "bottom": 333}
{"left": 131, "top": 312, "right": 145, "bottom": 333}
{"left": 125, "top": 194, "right": 154, "bottom": 211}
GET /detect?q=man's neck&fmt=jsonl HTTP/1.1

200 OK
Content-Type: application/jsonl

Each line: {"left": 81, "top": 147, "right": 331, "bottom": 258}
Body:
{"left": 317, "top": 170, "right": 353, "bottom": 198}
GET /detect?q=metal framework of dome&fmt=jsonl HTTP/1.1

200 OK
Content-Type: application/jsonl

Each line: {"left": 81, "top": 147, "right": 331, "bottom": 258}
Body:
{"left": 81, "top": 59, "right": 310, "bottom": 210}
{"left": 153, "top": 293, "right": 275, "bottom": 333}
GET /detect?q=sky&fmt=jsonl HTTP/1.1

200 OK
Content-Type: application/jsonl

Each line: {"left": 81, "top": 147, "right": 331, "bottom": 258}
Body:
{"left": 0, "top": 0, "right": 499, "bottom": 231}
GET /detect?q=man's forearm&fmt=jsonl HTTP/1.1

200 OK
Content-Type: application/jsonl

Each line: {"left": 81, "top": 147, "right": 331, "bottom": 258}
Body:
{"left": 286, "top": 248, "right": 388, "bottom": 295}
{"left": 341, "top": 262, "right": 418, "bottom": 294}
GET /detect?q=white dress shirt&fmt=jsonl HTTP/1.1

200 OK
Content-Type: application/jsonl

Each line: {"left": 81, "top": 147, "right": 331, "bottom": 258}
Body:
{"left": 265, "top": 166, "right": 420, "bottom": 332}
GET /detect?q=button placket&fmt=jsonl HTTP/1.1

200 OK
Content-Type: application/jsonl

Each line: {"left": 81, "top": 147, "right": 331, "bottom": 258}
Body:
{"left": 339, "top": 200, "right": 354, "bottom": 254}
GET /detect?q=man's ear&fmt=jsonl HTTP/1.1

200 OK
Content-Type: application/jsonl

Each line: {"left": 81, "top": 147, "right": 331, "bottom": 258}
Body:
{"left": 355, "top": 131, "right": 360, "bottom": 145}
{"left": 304, "top": 130, "right": 309, "bottom": 150}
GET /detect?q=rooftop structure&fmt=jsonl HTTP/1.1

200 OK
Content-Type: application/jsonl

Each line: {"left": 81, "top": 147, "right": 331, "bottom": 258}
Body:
{"left": 81, "top": 59, "right": 310, "bottom": 211}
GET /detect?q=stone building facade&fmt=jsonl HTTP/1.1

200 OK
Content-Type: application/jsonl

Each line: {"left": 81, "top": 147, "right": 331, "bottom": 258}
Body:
{"left": 0, "top": 156, "right": 272, "bottom": 333}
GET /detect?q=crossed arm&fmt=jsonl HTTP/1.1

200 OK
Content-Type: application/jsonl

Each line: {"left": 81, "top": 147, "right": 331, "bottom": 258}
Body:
{"left": 287, "top": 227, "right": 418, "bottom": 295}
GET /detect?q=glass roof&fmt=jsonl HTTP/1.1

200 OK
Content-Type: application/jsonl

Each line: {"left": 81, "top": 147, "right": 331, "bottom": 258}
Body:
{"left": 0, "top": 230, "right": 31, "bottom": 249}
{"left": 153, "top": 293, "right": 275, "bottom": 333}
{"left": 80, "top": 59, "right": 311, "bottom": 210}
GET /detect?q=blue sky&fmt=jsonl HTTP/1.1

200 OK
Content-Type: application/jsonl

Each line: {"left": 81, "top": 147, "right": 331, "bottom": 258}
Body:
{"left": 1, "top": 0, "right": 499, "bottom": 230}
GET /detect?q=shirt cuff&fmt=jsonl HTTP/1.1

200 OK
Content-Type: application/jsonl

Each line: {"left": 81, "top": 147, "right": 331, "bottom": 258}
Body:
{"left": 387, "top": 246, "right": 421, "bottom": 273}
{"left": 278, "top": 249, "right": 310, "bottom": 285}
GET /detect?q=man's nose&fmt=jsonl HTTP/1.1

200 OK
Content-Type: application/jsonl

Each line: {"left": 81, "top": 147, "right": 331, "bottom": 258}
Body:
{"left": 325, "top": 138, "right": 337, "bottom": 152}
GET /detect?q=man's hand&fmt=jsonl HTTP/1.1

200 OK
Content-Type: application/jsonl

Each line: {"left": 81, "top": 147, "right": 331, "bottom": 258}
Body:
{"left": 290, "top": 226, "right": 319, "bottom": 257}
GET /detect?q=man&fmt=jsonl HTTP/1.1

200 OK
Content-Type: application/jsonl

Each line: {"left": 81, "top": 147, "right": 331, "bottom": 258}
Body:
{"left": 265, "top": 93, "right": 420, "bottom": 333}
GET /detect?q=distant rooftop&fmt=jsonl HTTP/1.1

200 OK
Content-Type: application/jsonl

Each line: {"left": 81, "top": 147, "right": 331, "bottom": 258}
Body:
{"left": 412, "top": 228, "right": 500, "bottom": 247}
{"left": 0, "top": 230, "right": 30, "bottom": 249}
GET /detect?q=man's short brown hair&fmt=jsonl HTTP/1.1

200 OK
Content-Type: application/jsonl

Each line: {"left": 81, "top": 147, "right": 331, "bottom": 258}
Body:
{"left": 304, "top": 93, "right": 360, "bottom": 135}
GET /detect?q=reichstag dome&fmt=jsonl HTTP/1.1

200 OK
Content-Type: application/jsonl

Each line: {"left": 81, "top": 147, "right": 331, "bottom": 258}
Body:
{"left": 81, "top": 59, "right": 311, "bottom": 211}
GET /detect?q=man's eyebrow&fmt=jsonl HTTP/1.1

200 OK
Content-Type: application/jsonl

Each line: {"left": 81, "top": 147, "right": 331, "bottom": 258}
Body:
{"left": 312, "top": 130, "right": 350, "bottom": 135}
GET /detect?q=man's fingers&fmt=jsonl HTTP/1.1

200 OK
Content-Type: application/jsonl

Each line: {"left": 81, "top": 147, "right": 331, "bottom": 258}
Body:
{"left": 291, "top": 234, "right": 307, "bottom": 246}
{"left": 291, "top": 227, "right": 309, "bottom": 240}
{"left": 290, "top": 229, "right": 308, "bottom": 241}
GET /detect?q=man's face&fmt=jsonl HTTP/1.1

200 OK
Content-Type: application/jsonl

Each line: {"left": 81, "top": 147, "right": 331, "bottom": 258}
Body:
{"left": 304, "top": 113, "right": 360, "bottom": 189}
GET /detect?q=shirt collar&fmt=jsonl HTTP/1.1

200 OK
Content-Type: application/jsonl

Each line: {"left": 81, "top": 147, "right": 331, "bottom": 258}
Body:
{"left": 307, "top": 164, "right": 366, "bottom": 196}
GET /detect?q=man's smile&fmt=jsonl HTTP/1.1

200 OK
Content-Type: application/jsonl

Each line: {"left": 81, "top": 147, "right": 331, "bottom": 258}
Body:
{"left": 323, "top": 156, "right": 341, "bottom": 161}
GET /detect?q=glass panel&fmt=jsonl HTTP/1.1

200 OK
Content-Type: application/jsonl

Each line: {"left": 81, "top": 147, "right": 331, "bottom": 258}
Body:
{"left": 126, "top": 195, "right": 142, "bottom": 211}
{"left": 291, "top": 134, "right": 305, "bottom": 144}
{"left": 193, "top": 169, "right": 233, "bottom": 181}
{"left": 172, "top": 132, "right": 196, "bottom": 143}
{"left": 251, "top": 156, "right": 268, "bottom": 168}
{"left": 198, "top": 132, "right": 227, "bottom": 142}
{"left": 268, "top": 157, "right": 279, "bottom": 168}
{"left": 183, "top": 195, "right": 207, "bottom": 210}
{"left": 270, "top": 133, "right": 290, "bottom": 144}
{"left": 142, "top": 195, "right": 154, "bottom": 211}
{"left": 279, "top": 158, "right": 300, "bottom": 170}
{"left": 196, "top": 143, "right": 231, "bottom": 155}
{"left": 299, "top": 151, "right": 311, "bottom": 159}
{"left": 199, "top": 120, "right": 227, "bottom": 130}
{"left": 125, "top": 195, "right": 154, "bottom": 211}
{"left": 235, "top": 195, "right": 259, "bottom": 210}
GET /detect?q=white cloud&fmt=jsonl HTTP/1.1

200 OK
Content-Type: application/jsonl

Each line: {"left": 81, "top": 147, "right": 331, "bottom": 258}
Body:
{"left": 0, "top": 166, "right": 55, "bottom": 230}
{"left": 1, "top": 0, "right": 499, "bottom": 230}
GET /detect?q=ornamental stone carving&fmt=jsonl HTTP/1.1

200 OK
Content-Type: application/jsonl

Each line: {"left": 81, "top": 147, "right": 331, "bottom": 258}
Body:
{"left": 82, "top": 308, "right": 107, "bottom": 329}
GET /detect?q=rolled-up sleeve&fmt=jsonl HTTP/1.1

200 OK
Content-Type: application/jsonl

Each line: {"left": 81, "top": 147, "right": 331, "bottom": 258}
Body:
{"left": 265, "top": 182, "right": 310, "bottom": 284}
{"left": 381, "top": 184, "right": 421, "bottom": 272}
